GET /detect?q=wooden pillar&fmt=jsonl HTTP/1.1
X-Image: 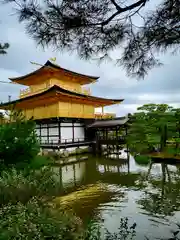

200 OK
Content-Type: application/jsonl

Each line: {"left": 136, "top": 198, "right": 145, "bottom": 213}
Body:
{"left": 47, "top": 123, "right": 49, "bottom": 144}
{"left": 127, "top": 153, "right": 130, "bottom": 173}
{"left": 59, "top": 166, "right": 63, "bottom": 189}
{"left": 116, "top": 126, "right": 118, "bottom": 140}
{"left": 73, "top": 164, "right": 76, "bottom": 187}
{"left": 58, "top": 121, "right": 61, "bottom": 143}
{"left": 72, "top": 122, "right": 75, "bottom": 142}
{"left": 103, "top": 129, "right": 105, "bottom": 140}
{"left": 102, "top": 106, "right": 104, "bottom": 115}
{"left": 125, "top": 125, "right": 128, "bottom": 151}
{"left": 39, "top": 122, "right": 42, "bottom": 144}
{"left": 106, "top": 128, "right": 108, "bottom": 140}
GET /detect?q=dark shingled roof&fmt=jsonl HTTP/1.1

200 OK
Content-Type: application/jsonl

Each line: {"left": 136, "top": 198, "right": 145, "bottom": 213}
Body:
{"left": 87, "top": 117, "right": 129, "bottom": 128}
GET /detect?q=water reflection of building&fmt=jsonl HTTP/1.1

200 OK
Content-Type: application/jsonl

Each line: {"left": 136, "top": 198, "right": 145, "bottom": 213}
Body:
{"left": 53, "top": 155, "right": 140, "bottom": 220}
{"left": 53, "top": 156, "right": 180, "bottom": 238}
{"left": 53, "top": 160, "right": 86, "bottom": 188}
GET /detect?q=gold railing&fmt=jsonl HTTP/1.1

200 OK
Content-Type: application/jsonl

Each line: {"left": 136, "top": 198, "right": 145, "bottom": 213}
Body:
{"left": 20, "top": 88, "right": 31, "bottom": 97}
{"left": 95, "top": 113, "right": 116, "bottom": 119}
{"left": 82, "top": 87, "right": 91, "bottom": 95}
{"left": 19, "top": 87, "right": 45, "bottom": 98}
{"left": 20, "top": 86, "right": 91, "bottom": 98}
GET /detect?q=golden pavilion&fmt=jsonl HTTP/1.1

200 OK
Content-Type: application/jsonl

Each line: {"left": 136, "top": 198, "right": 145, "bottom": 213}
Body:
{"left": 0, "top": 60, "right": 123, "bottom": 144}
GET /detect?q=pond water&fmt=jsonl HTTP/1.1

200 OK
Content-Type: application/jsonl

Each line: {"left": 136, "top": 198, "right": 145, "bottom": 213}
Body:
{"left": 53, "top": 152, "right": 180, "bottom": 240}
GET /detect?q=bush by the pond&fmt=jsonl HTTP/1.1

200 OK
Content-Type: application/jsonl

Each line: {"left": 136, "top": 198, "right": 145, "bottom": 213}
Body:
{"left": 0, "top": 198, "right": 83, "bottom": 240}
{"left": 28, "top": 155, "right": 51, "bottom": 170}
{"left": 134, "top": 155, "right": 151, "bottom": 165}
{"left": 0, "top": 111, "right": 86, "bottom": 239}
{"left": 0, "top": 118, "right": 40, "bottom": 169}
{"left": 0, "top": 167, "right": 60, "bottom": 205}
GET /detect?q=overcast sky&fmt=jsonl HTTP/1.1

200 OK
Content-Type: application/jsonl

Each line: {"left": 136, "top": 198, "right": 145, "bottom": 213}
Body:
{"left": 0, "top": 2, "right": 180, "bottom": 117}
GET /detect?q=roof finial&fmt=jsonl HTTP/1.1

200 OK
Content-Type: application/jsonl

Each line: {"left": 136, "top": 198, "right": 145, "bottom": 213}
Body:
{"left": 49, "top": 57, "right": 56, "bottom": 63}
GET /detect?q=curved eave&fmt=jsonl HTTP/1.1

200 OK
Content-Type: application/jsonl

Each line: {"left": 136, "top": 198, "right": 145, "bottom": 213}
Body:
{"left": 45, "top": 60, "right": 99, "bottom": 81}
{"left": 0, "top": 85, "right": 123, "bottom": 109}
{"left": 9, "top": 60, "right": 99, "bottom": 84}
{"left": 9, "top": 65, "right": 45, "bottom": 82}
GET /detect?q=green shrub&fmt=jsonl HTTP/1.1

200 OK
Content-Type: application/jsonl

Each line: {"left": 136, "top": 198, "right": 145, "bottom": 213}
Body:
{"left": 134, "top": 155, "right": 151, "bottom": 165}
{"left": 165, "top": 146, "right": 178, "bottom": 155}
{"left": 0, "top": 198, "right": 83, "bottom": 240}
{"left": 0, "top": 119, "right": 39, "bottom": 169}
{"left": 0, "top": 167, "right": 60, "bottom": 205}
{"left": 28, "top": 155, "right": 51, "bottom": 170}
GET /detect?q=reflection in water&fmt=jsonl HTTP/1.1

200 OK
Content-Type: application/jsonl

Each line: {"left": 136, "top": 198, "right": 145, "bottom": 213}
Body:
{"left": 52, "top": 154, "right": 180, "bottom": 239}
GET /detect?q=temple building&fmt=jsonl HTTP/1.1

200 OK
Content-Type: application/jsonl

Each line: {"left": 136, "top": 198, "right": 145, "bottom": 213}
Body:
{"left": 0, "top": 60, "right": 123, "bottom": 144}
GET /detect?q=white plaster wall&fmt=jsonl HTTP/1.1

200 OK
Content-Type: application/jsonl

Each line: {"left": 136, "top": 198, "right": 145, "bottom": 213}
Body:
{"left": 74, "top": 126, "right": 85, "bottom": 141}
{"left": 41, "top": 136, "right": 48, "bottom": 143}
{"left": 49, "top": 127, "right": 58, "bottom": 136}
{"left": 74, "top": 123, "right": 81, "bottom": 126}
{"left": 61, "top": 122, "right": 73, "bottom": 127}
{"left": 49, "top": 136, "right": 59, "bottom": 143}
{"left": 49, "top": 123, "right": 58, "bottom": 127}
{"left": 35, "top": 128, "right": 40, "bottom": 136}
{"left": 48, "top": 127, "right": 59, "bottom": 143}
{"left": 41, "top": 128, "right": 47, "bottom": 136}
{"left": 61, "top": 127, "right": 73, "bottom": 142}
{"left": 41, "top": 124, "right": 47, "bottom": 128}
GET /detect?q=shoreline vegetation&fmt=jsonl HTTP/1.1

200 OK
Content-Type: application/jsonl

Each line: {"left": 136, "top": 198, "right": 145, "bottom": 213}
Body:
{"left": 127, "top": 104, "right": 180, "bottom": 164}
{"left": 0, "top": 110, "right": 86, "bottom": 239}
{"left": 1, "top": 106, "right": 180, "bottom": 239}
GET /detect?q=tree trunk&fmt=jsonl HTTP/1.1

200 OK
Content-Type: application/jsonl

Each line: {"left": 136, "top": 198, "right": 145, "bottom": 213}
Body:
{"left": 160, "top": 125, "right": 167, "bottom": 152}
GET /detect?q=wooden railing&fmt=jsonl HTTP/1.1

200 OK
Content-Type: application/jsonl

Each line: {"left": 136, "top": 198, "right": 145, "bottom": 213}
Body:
{"left": 20, "top": 86, "right": 91, "bottom": 98}
{"left": 95, "top": 113, "right": 116, "bottom": 119}
{"left": 20, "top": 87, "right": 45, "bottom": 98}
{"left": 40, "top": 138, "right": 88, "bottom": 145}
{"left": 97, "top": 135, "right": 125, "bottom": 141}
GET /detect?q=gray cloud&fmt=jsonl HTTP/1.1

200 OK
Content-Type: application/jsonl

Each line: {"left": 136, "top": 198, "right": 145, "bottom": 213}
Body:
{"left": 0, "top": 3, "right": 180, "bottom": 116}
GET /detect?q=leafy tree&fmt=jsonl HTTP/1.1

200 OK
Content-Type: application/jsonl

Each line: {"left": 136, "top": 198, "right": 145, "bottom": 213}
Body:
{"left": 0, "top": 109, "right": 39, "bottom": 169}
{"left": 2, "top": 0, "right": 180, "bottom": 77}
{"left": 127, "top": 103, "right": 180, "bottom": 154}
{"left": 0, "top": 112, "right": 4, "bottom": 124}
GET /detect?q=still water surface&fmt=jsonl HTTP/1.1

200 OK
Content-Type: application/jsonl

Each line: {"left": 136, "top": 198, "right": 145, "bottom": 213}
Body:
{"left": 53, "top": 152, "right": 180, "bottom": 239}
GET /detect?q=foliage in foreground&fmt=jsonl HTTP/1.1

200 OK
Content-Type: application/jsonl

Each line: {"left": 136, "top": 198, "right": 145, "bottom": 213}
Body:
{"left": 0, "top": 109, "right": 40, "bottom": 169}
{"left": 0, "top": 198, "right": 83, "bottom": 240}
{"left": 0, "top": 166, "right": 60, "bottom": 206}
{"left": 0, "top": 166, "right": 84, "bottom": 239}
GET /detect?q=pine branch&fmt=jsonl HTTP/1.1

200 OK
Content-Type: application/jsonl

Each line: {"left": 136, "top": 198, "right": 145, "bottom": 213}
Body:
{"left": 0, "top": 43, "right": 9, "bottom": 54}
{"left": 3, "top": 0, "right": 180, "bottom": 78}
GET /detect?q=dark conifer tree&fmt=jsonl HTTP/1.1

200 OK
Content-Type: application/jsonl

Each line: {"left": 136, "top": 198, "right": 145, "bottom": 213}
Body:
{"left": 3, "top": 0, "right": 180, "bottom": 78}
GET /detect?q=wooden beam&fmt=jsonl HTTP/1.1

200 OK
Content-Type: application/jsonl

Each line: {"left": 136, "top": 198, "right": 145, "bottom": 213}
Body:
{"left": 72, "top": 122, "right": 75, "bottom": 142}
{"left": 58, "top": 120, "right": 61, "bottom": 143}
{"left": 47, "top": 123, "right": 50, "bottom": 144}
